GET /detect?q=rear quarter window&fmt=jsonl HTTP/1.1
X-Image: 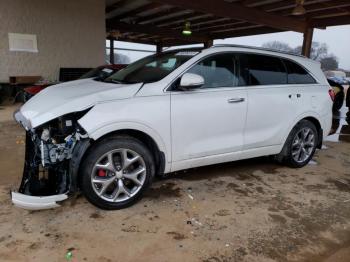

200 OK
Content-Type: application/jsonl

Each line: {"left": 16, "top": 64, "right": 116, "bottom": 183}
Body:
{"left": 283, "top": 59, "right": 317, "bottom": 84}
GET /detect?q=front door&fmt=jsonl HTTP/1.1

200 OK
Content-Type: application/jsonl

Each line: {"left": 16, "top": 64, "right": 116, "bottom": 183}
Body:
{"left": 170, "top": 53, "right": 247, "bottom": 170}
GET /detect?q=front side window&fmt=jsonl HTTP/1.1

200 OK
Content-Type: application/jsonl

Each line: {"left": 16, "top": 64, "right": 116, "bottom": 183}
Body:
{"left": 283, "top": 59, "right": 317, "bottom": 84}
{"left": 239, "top": 54, "right": 287, "bottom": 86}
{"left": 106, "top": 50, "right": 200, "bottom": 84}
{"left": 187, "top": 53, "right": 237, "bottom": 88}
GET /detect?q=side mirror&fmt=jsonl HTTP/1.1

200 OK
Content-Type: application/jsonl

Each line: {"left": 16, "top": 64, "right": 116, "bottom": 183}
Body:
{"left": 179, "top": 73, "right": 204, "bottom": 90}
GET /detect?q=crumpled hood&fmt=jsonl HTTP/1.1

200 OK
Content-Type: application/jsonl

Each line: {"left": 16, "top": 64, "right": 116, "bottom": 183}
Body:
{"left": 20, "top": 79, "right": 143, "bottom": 128}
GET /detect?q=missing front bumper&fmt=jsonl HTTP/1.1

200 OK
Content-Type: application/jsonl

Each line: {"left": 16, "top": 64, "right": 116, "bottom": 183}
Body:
{"left": 11, "top": 191, "right": 68, "bottom": 210}
{"left": 12, "top": 131, "right": 71, "bottom": 210}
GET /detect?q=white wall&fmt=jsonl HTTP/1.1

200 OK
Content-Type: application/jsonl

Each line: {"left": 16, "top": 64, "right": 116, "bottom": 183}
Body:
{"left": 0, "top": 0, "right": 106, "bottom": 82}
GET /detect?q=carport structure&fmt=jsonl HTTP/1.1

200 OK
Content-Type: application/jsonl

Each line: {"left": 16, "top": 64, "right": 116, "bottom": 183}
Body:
{"left": 105, "top": 0, "right": 350, "bottom": 60}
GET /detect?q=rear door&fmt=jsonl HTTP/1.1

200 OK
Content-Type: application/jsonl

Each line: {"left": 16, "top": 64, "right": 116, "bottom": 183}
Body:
{"left": 170, "top": 53, "right": 247, "bottom": 169}
{"left": 238, "top": 53, "right": 302, "bottom": 150}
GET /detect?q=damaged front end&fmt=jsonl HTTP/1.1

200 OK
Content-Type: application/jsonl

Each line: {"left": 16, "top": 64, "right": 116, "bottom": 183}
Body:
{"left": 12, "top": 110, "right": 90, "bottom": 210}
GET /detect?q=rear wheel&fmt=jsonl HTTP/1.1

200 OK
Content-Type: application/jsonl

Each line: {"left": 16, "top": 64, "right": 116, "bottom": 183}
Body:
{"left": 81, "top": 135, "right": 155, "bottom": 210}
{"left": 276, "top": 120, "right": 318, "bottom": 168}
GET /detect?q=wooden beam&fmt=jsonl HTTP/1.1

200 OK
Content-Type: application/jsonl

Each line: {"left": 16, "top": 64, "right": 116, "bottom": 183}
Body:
{"left": 106, "top": 0, "right": 130, "bottom": 14}
{"left": 204, "top": 39, "right": 213, "bottom": 48}
{"left": 173, "top": 18, "right": 233, "bottom": 30}
{"left": 116, "top": 36, "right": 188, "bottom": 46}
{"left": 152, "top": 0, "right": 306, "bottom": 32}
{"left": 110, "top": 3, "right": 162, "bottom": 20}
{"left": 253, "top": 0, "right": 330, "bottom": 11}
{"left": 193, "top": 21, "right": 253, "bottom": 33}
{"left": 302, "top": 28, "right": 314, "bottom": 57}
{"left": 305, "top": 10, "right": 349, "bottom": 20}
{"left": 109, "top": 38, "right": 115, "bottom": 64}
{"left": 136, "top": 9, "right": 191, "bottom": 24}
{"left": 157, "top": 14, "right": 213, "bottom": 27}
{"left": 310, "top": 15, "right": 350, "bottom": 27}
{"left": 211, "top": 27, "right": 283, "bottom": 39}
{"left": 156, "top": 42, "right": 163, "bottom": 53}
{"left": 106, "top": 21, "right": 209, "bottom": 43}
{"left": 210, "top": 24, "right": 263, "bottom": 34}
{"left": 275, "top": 2, "right": 350, "bottom": 17}
{"left": 243, "top": 0, "right": 281, "bottom": 8}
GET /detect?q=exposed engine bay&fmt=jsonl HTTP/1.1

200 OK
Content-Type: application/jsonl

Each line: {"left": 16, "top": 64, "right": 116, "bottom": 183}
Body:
{"left": 14, "top": 110, "right": 89, "bottom": 207}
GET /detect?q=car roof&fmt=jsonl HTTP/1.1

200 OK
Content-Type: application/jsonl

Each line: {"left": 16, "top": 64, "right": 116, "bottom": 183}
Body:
{"left": 210, "top": 44, "right": 306, "bottom": 58}
{"left": 162, "top": 45, "right": 315, "bottom": 64}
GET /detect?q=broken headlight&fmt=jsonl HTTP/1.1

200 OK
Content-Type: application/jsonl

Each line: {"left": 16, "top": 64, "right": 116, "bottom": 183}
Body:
{"left": 18, "top": 109, "right": 90, "bottom": 196}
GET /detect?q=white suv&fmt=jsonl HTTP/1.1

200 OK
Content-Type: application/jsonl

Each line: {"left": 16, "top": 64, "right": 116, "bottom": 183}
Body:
{"left": 12, "top": 46, "right": 332, "bottom": 210}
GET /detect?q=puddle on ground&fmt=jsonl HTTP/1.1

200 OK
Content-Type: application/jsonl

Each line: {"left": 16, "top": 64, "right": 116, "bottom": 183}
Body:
{"left": 326, "top": 106, "right": 350, "bottom": 143}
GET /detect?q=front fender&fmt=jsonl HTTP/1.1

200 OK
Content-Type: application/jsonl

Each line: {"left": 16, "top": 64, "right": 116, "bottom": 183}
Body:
{"left": 79, "top": 121, "right": 171, "bottom": 173}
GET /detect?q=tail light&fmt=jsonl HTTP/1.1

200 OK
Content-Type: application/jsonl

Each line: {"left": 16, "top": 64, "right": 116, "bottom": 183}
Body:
{"left": 328, "top": 89, "right": 335, "bottom": 101}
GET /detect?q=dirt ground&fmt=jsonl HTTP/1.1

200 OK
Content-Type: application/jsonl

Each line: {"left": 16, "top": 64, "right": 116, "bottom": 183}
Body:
{"left": 0, "top": 104, "right": 350, "bottom": 262}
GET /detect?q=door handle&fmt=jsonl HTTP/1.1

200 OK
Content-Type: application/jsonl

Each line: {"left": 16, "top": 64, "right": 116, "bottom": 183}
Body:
{"left": 228, "top": 98, "right": 245, "bottom": 103}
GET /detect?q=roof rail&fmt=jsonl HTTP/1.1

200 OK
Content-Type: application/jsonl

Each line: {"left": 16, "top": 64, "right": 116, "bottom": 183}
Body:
{"left": 211, "top": 44, "right": 306, "bottom": 58}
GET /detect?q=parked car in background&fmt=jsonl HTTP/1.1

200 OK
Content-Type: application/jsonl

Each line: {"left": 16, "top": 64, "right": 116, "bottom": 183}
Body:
{"left": 23, "top": 64, "right": 127, "bottom": 101}
{"left": 13, "top": 46, "right": 332, "bottom": 210}
{"left": 23, "top": 82, "right": 52, "bottom": 102}
{"left": 328, "top": 76, "right": 349, "bottom": 85}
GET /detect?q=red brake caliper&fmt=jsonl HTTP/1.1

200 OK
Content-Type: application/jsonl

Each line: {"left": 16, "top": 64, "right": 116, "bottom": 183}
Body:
{"left": 98, "top": 169, "right": 106, "bottom": 177}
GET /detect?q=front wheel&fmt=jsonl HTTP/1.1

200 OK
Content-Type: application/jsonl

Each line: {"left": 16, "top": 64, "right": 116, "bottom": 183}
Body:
{"left": 80, "top": 135, "right": 155, "bottom": 210}
{"left": 276, "top": 120, "right": 318, "bottom": 168}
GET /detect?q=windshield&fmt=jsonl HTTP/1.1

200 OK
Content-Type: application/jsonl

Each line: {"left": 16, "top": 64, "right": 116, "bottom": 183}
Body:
{"left": 105, "top": 50, "right": 200, "bottom": 84}
{"left": 80, "top": 67, "right": 103, "bottom": 79}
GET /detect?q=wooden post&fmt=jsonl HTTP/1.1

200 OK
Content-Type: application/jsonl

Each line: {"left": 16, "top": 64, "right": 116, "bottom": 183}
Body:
{"left": 156, "top": 42, "right": 163, "bottom": 54}
{"left": 109, "top": 38, "right": 115, "bottom": 64}
{"left": 302, "top": 28, "right": 314, "bottom": 58}
{"left": 204, "top": 39, "right": 213, "bottom": 48}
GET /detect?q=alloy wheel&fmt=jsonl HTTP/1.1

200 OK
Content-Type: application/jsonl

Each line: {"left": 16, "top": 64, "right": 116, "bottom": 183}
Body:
{"left": 91, "top": 148, "right": 146, "bottom": 202}
{"left": 291, "top": 127, "right": 315, "bottom": 163}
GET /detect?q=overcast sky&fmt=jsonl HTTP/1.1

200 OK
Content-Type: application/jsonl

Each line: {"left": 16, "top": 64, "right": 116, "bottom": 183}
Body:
{"left": 112, "top": 25, "right": 350, "bottom": 70}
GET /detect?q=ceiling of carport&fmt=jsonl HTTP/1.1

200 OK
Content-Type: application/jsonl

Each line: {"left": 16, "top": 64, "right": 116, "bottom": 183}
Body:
{"left": 104, "top": 0, "right": 350, "bottom": 46}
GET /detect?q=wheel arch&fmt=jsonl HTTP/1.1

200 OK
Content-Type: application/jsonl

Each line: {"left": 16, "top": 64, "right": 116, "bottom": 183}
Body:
{"left": 301, "top": 116, "right": 323, "bottom": 149}
{"left": 284, "top": 113, "right": 323, "bottom": 151}
{"left": 93, "top": 129, "right": 167, "bottom": 177}
{"left": 276, "top": 114, "right": 323, "bottom": 164}
{"left": 70, "top": 127, "right": 168, "bottom": 194}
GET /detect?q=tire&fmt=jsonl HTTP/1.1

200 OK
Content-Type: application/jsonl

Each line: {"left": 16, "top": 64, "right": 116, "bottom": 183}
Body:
{"left": 332, "top": 91, "right": 344, "bottom": 111}
{"left": 276, "top": 120, "right": 318, "bottom": 168}
{"left": 80, "top": 135, "right": 155, "bottom": 210}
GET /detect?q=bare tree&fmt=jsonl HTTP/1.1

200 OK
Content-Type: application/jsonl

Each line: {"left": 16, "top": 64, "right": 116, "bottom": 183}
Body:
{"left": 293, "top": 42, "right": 328, "bottom": 61}
{"left": 320, "top": 55, "right": 339, "bottom": 70}
{"left": 114, "top": 53, "right": 130, "bottom": 64}
{"left": 105, "top": 52, "right": 131, "bottom": 64}
{"left": 262, "top": 41, "right": 294, "bottom": 53}
{"left": 262, "top": 41, "right": 339, "bottom": 70}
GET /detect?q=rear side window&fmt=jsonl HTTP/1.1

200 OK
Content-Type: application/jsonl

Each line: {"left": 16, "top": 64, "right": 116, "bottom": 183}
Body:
{"left": 239, "top": 54, "right": 287, "bottom": 86}
{"left": 283, "top": 59, "right": 317, "bottom": 84}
